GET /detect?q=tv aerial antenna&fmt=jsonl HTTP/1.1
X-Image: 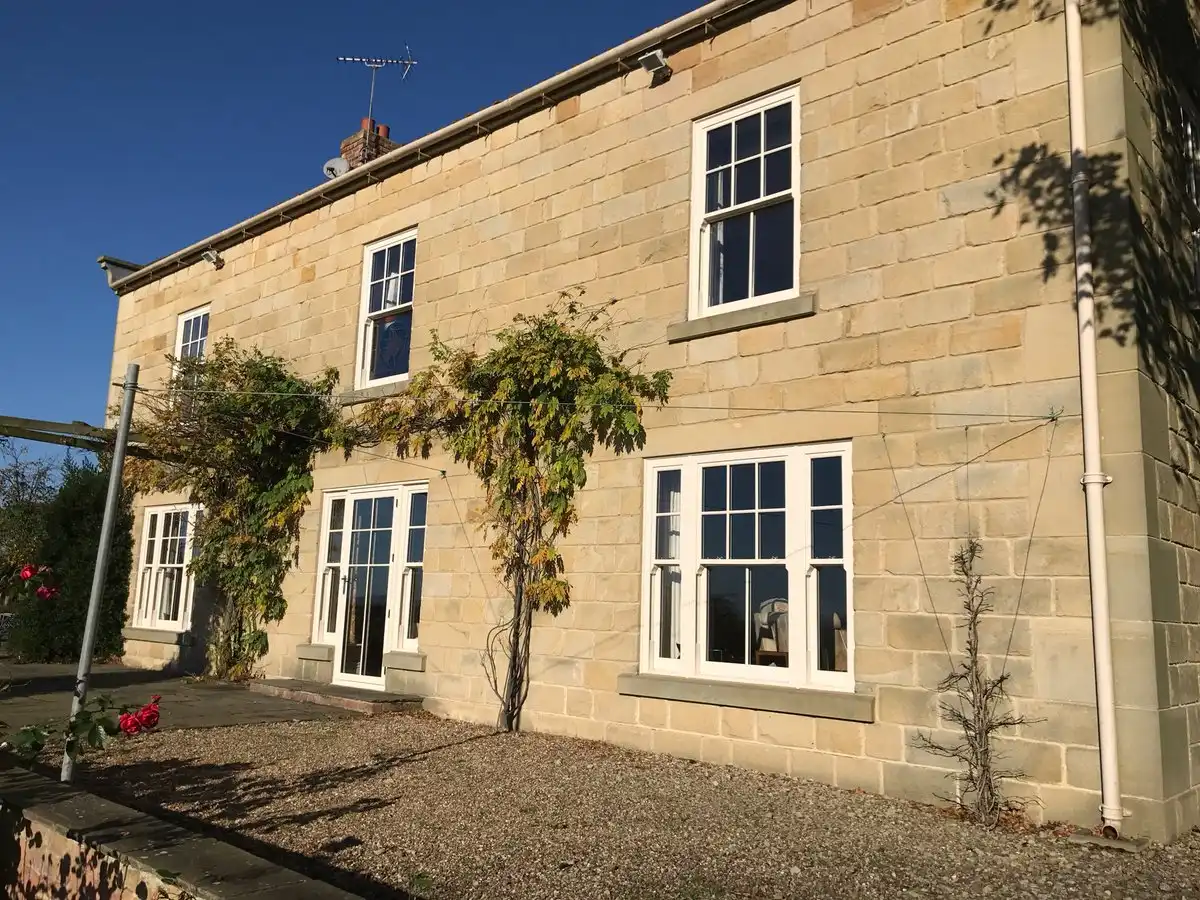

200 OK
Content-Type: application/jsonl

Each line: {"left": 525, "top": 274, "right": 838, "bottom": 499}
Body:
{"left": 336, "top": 48, "right": 418, "bottom": 131}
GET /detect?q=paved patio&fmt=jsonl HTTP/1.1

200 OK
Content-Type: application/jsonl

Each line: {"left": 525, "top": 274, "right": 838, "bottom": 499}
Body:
{"left": 0, "top": 661, "right": 357, "bottom": 731}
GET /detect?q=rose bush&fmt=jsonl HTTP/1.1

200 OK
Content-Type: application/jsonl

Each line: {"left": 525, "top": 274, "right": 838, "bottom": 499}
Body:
{"left": 1, "top": 693, "right": 164, "bottom": 760}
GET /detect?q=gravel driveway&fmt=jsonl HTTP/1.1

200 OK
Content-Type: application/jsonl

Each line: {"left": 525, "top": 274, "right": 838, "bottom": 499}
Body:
{"left": 81, "top": 713, "right": 1200, "bottom": 899}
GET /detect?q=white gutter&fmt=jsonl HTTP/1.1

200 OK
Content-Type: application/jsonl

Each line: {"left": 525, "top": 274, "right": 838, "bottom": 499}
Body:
{"left": 1064, "top": 0, "right": 1124, "bottom": 835}
{"left": 108, "top": 0, "right": 789, "bottom": 296}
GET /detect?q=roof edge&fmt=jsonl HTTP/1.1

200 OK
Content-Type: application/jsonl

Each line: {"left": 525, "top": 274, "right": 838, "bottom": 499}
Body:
{"left": 107, "top": 0, "right": 791, "bottom": 296}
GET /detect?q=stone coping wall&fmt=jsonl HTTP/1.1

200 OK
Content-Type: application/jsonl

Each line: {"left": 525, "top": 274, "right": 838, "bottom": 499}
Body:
{"left": 0, "top": 765, "right": 359, "bottom": 899}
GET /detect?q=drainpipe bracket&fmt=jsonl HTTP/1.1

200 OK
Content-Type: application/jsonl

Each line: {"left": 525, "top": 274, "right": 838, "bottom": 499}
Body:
{"left": 1080, "top": 472, "right": 1112, "bottom": 486}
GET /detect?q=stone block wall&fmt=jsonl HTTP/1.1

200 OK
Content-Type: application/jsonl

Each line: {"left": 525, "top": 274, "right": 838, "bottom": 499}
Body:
{"left": 107, "top": 0, "right": 1186, "bottom": 838}
{"left": 1118, "top": 0, "right": 1200, "bottom": 837}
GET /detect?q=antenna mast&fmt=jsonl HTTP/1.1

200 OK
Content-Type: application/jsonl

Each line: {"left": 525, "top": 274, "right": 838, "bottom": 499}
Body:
{"left": 336, "top": 49, "right": 418, "bottom": 133}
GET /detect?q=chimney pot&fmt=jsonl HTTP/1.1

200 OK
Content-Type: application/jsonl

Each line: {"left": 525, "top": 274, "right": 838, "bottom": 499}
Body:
{"left": 376, "top": 123, "right": 390, "bottom": 140}
{"left": 361, "top": 116, "right": 375, "bottom": 133}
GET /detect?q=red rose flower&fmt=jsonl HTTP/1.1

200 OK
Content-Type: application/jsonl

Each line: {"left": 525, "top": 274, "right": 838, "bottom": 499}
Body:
{"left": 150, "top": 695, "right": 162, "bottom": 704}
{"left": 19, "top": 565, "right": 36, "bottom": 581}
{"left": 118, "top": 713, "right": 141, "bottom": 736}
{"left": 136, "top": 704, "right": 160, "bottom": 730}
{"left": 35, "top": 585, "right": 52, "bottom": 600}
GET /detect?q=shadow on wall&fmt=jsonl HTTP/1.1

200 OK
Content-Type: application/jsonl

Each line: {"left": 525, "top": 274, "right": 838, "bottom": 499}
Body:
{"left": 0, "top": 806, "right": 158, "bottom": 899}
{"left": 984, "top": 0, "right": 1200, "bottom": 466}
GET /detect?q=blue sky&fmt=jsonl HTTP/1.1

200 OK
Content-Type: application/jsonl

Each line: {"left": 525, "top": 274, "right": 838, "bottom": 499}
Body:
{"left": 0, "top": 0, "right": 697, "bottom": 439}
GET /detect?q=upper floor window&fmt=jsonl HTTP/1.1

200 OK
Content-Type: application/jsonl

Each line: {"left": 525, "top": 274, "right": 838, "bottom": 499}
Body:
{"left": 175, "top": 306, "right": 210, "bottom": 361}
{"left": 356, "top": 230, "right": 417, "bottom": 390}
{"left": 689, "top": 86, "right": 800, "bottom": 320}
{"left": 641, "top": 442, "right": 852, "bottom": 692}
{"left": 134, "top": 503, "right": 202, "bottom": 632}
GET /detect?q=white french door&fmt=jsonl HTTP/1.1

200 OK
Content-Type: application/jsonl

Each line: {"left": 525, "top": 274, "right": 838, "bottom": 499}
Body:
{"left": 134, "top": 504, "right": 201, "bottom": 632}
{"left": 314, "top": 483, "right": 426, "bottom": 688}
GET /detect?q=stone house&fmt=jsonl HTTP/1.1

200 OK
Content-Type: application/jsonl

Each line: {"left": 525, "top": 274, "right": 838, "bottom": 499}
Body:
{"left": 99, "top": 0, "right": 1200, "bottom": 841}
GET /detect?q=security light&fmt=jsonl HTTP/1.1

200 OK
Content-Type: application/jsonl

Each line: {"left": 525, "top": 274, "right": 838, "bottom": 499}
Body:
{"left": 637, "top": 49, "right": 672, "bottom": 86}
{"left": 200, "top": 249, "right": 225, "bottom": 270}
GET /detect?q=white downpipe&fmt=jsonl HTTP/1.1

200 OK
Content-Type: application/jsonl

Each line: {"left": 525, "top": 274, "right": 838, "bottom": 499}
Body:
{"left": 1064, "top": 0, "right": 1124, "bottom": 834}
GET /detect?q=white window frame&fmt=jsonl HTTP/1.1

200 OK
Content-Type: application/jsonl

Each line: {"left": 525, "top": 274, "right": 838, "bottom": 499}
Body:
{"left": 1181, "top": 94, "right": 1200, "bottom": 298}
{"left": 311, "top": 482, "right": 428, "bottom": 664}
{"left": 688, "top": 85, "right": 802, "bottom": 321}
{"left": 174, "top": 305, "right": 210, "bottom": 361}
{"left": 133, "top": 503, "right": 202, "bottom": 633}
{"left": 639, "top": 442, "right": 853, "bottom": 693}
{"left": 354, "top": 229, "right": 419, "bottom": 391}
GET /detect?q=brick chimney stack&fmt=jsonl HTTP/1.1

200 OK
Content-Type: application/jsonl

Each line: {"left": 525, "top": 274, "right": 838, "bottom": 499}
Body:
{"left": 339, "top": 117, "right": 399, "bottom": 168}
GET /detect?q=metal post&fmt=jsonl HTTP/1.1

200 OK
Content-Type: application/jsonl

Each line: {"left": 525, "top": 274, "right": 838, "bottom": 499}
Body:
{"left": 61, "top": 363, "right": 139, "bottom": 782}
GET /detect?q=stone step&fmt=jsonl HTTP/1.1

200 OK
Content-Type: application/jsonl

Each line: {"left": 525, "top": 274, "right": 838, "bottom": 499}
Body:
{"left": 246, "top": 678, "right": 422, "bottom": 715}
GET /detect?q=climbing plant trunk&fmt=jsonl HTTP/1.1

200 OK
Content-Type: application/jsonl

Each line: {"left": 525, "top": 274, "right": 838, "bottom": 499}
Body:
{"left": 499, "top": 576, "right": 534, "bottom": 732}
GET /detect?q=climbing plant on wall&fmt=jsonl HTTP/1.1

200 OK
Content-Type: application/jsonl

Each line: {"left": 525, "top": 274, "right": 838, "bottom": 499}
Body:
{"left": 128, "top": 338, "right": 351, "bottom": 680}
{"left": 356, "top": 291, "right": 671, "bottom": 731}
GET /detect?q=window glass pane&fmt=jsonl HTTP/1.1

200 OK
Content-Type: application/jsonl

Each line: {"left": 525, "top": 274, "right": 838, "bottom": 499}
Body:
{"left": 812, "top": 508, "right": 843, "bottom": 559}
{"left": 352, "top": 499, "right": 372, "bottom": 531}
{"left": 709, "top": 213, "right": 751, "bottom": 305}
{"left": 707, "top": 565, "right": 746, "bottom": 664}
{"left": 369, "top": 281, "right": 384, "bottom": 314}
{"left": 325, "top": 565, "right": 341, "bottom": 634}
{"left": 701, "top": 514, "right": 727, "bottom": 560}
{"left": 735, "top": 114, "right": 761, "bottom": 159}
{"left": 764, "top": 103, "right": 791, "bottom": 150}
{"left": 144, "top": 514, "right": 157, "bottom": 564}
{"left": 370, "top": 529, "right": 392, "bottom": 564}
{"left": 706, "top": 124, "right": 732, "bottom": 169}
{"left": 751, "top": 565, "right": 789, "bottom": 668}
{"left": 401, "top": 239, "right": 416, "bottom": 272}
{"left": 702, "top": 466, "right": 727, "bottom": 511}
{"left": 330, "top": 498, "right": 345, "bottom": 530}
{"left": 370, "top": 309, "right": 413, "bottom": 381}
{"left": 730, "top": 464, "right": 755, "bottom": 510}
{"left": 730, "top": 513, "right": 756, "bottom": 559}
{"left": 326, "top": 531, "right": 343, "bottom": 564}
{"left": 759, "top": 511, "right": 785, "bottom": 559}
{"left": 350, "top": 532, "right": 370, "bottom": 565}
{"left": 763, "top": 148, "right": 791, "bottom": 195}
{"left": 658, "top": 565, "right": 682, "bottom": 659}
{"left": 364, "top": 567, "right": 388, "bottom": 678}
{"left": 407, "top": 526, "right": 425, "bottom": 564}
{"left": 409, "top": 492, "right": 428, "bottom": 527}
{"left": 759, "top": 461, "right": 785, "bottom": 509}
{"left": 198, "top": 315, "right": 209, "bottom": 340}
{"left": 817, "top": 565, "right": 849, "bottom": 672}
{"left": 382, "top": 276, "right": 401, "bottom": 310}
{"left": 705, "top": 168, "right": 731, "bottom": 213}
{"left": 385, "top": 245, "right": 401, "bottom": 276}
{"left": 371, "top": 249, "right": 385, "bottom": 281}
{"left": 407, "top": 566, "right": 423, "bottom": 640}
{"left": 753, "top": 199, "right": 794, "bottom": 297}
{"left": 655, "top": 515, "right": 680, "bottom": 561}
{"left": 812, "top": 457, "right": 843, "bottom": 507}
{"left": 734, "top": 158, "right": 761, "bottom": 205}
{"left": 374, "top": 497, "right": 394, "bottom": 530}
{"left": 656, "top": 470, "right": 681, "bottom": 514}
{"left": 400, "top": 272, "right": 415, "bottom": 305}
{"left": 158, "top": 569, "right": 182, "bottom": 622}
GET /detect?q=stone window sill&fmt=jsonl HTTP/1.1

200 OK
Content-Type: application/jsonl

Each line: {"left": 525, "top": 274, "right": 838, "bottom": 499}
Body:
{"left": 339, "top": 379, "right": 410, "bottom": 407}
{"left": 665, "top": 292, "right": 816, "bottom": 344}
{"left": 383, "top": 650, "right": 426, "bottom": 673}
{"left": 122, "top": 626, "right": 192, "bottom": 647}
{"left": 617, "top": 672, "right": 874, "bottom": 723}
{"left": 296, "top": 643, "right": 334, "bottom": 662}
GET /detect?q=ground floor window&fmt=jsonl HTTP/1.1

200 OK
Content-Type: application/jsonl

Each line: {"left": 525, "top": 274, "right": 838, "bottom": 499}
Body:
{"left": 640, "top": 442, "right": 852, "bottom": 691}
{"left": 313, "top": 482, "right": 427, "bottom": 684}
{"left": 134, "top": 503, "right": 202, "bottom": 631}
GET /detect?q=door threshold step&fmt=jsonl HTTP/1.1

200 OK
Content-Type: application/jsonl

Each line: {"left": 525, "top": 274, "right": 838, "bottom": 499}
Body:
{"left": 246, "top": 677, "right": 422, "bottom": 715}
